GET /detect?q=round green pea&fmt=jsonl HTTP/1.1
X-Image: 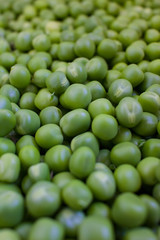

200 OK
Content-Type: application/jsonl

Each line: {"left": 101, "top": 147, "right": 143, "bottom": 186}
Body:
{"left": 138, "top": 91, "right": 160, "bottom": 114}
{"left": 66, "top": 62, "right": 87, "bottom": 84}
{"left": 87, "top": 202, "right": 110, "bottom": 218}
{"left": 86, "top": 81, "right": 106, "bottom": 100}
{"left": 0, "top": 84, "right": 20, "bottom": 103}
{"left": 74, "top": 37, "right": 95, "bottom": 59}
{"left": 28, "top": 163, "right": 50, "bottom": 182}
{"left": 97, "top": 39, "right": 118, "bottom": 60}
{"left": 142, "top": 138, "right": 160, "bottom": 158}
{"left": 16, "top": 135, "right": 39, "bottom": 154}
{"left": 58, "top": 42, "right": 75, "bottom": 62}
{"left": 40, "top": 106, "right": 62, "bottom": 125}
{"left": 0, "top": 229, "right": 20, "bottom": 240}
{"left": 0, "top": 109, "right": 16, "bottom": 137}
{"left": 18, "top": 145, "right": 40, "bottom": 169}
{"left": 32, "top": 69, "right": 51, "bottom": 88}
{"left": 123, "top": 227, "right": 157, "bottom": 240}
{"left": 34, "top": 88, "right": 58, "bottom": 110}
{"left": 53, "top": 172, "right": 75, "bottom": 190}
{"left": 0, "top": 137, "right": 15, "bottom": 156}
{"left": 32, "top": 34, "right": 51, "bottom": 52}
{"left": 121, "top": 64, "right": 144, "bottom": 87}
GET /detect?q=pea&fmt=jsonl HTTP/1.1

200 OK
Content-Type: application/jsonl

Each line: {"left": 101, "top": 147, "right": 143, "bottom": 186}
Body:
{"left": 15, "top": 31, "right": 32, "bottom": 52}
{"left": 88, "top": 98, "right": 115, "bottom": 119}
{"left": 69, "top": 146, "right": 95, "bottom": 179}
{"left": 96, "top": 149, "right": 111, "bottom": 167}
{"left": 16, "top": 135, "right": 39, "bottom": 154}
{"left": 140, "top": 194, "right": 160, "bottom": 226}
{"left": 138, "top": 60, "right": 150, "bottom": 72}
{"left": 0, "top": 137, "right": 15, "bottom": 156}
{"left": 104, "top": 69, "right": 121, "bottom": 89}
{"left": 19, "top": 145, "right": 40, "bottom": 169}
{"left": 45, "top": 145, "right": 71, "bottom": 173}
{"left": 133, "top": 112, "right": 158, "bottom": 137}
{"left": 0, "top": 94, "right": 12, "bottom": 110}
{"left": 150, "top": 15, "right": 160, "bottom": 30}
{"left": 111, "top": 193, "right": 147, "bottom": 228}
{"left": 146, "top": 84, "right": 160, "bottom": 96}
{"left": 60, "top": 109, "right": 91, "bottom": 137}
{"left": 74, "top": 37, "right": 95, "bottom": 59}
{"left": 74, "top": 57, "right": 89, "bottom": 66}
{"left": 26, "top": 181, "right": 61, "bottom": 218}
{"left": 34, "top": 52, "right": 52, "bottom": 68}
{"left": 87, "top": 202, "right": 110, "bottom": 218}
{"left": 126, "top": 45, "right": 144, "bottom": 64}
{"left": 142, "top": 138, "right": 160, "bottom": 158}
{"left": 148, "top": 59, "right": 160, "bottom": 75}
{"left": 28, "top": 218, "right": 64, "bottom": 240}
{"left": 35, "top": 124, "right": 63, "bottom": 149}
{"left": 62, "top": 179, "right": 93, "bottom": 210}
{"left": 85, "top": 81, "right": 106, "bottom": 100}
{"left": 144, "top": 29, "right": 160, "bottom": 43}
{"left": 118, "top": 28, "right": 139, "bottom": 48}
{"left": 0, "top": 38, "right": 10, "bottom": 53}
{"left": 15, "top": 222, "right": 32, "bottom": 240}
{"left": 110, "top": 142, "right": 141, "bottom": 167}
{"left": 0, "top": 52, "right": 16, "bottom": 70}
{"left": 56, "top": 208, "right": 85, "bottom": 238}
{"left": 54, "top": 3, "right": 69, "bottom": 20}
{"left": 97, "top": 39, "right": 118, "bottom": 60}
{"left": 53, "top": 172, "right": 75, "bottom": 190}
{"left": 34, "top": 88, "right": 58, "bottom": 110}
{"left": 0, "top": 84, "right": 20, "bottom": 103}
{"left": 78, "top": 216, "right": 115, "bottom": 240}
{"left": 0, "top": 109, "right": 16, "bottom": 137}
{"left": 21, "top": 175, "right": 33, "bottom": 194}
{"left": 27, "top": 56, "right": 47, "bottom": 74}
{"left": 123, "top": 228, "right": 157, "bottom": 240}
{"left": 32, "top": 34, "right": 51, "bottom": 51}
{"left": 138, "top": 72, "right": 160, "bottom": 92}
{"left": 28, "top": 163, "right": 50, "bottom": 182}
{"left": 152, "top": 183, "right": 160, "bottom": 203}
{"left": 66, "top": 62, "right": 87, "bottom": 84}
{"left": 111, "top": 51, "right": 127, "bottom": 67}
{"left": 58, "top": 42, "right": 75, "bottom": 62}
{"left": 121, "top": 64, "right": 144, "bottom": 87}
{"left": 114, "top": 164, "right": 141, "bottom": 193}
{"left": 108, "top": 79, "right": 133, "bottom": 104}
{"left": 52, "top": 61, "right": 68, "bottom": 74}
{"left": 0, "top": 189, "right": 24, "bottom": 227}
{"left": 9, "top": 64, "right": 31, "bottom": 89}
{"left": 0, "top": 229, "right": 20, "bottom": 240}
{"left": 32, "top": 69, "right": 51, "bottom": 88}
{"left": 19, "top": 92, "right": 36, "bottom": 111}
{"left": 46, "top": 71, "right": 70, "bottom": 96}
{"left": 112, "top": 62, "right": 127, "bottom": 72}
{"left": 40, "top": 106, "right": 62, "bottom": 125}
{"left": 145, "top": 42, "right": 160, "bottom": 60}
{"left": 112, "top": 126, "right": 132, "bottom": 144}
{"left": 137, "top": 157, "right": 160, "bottom": 185}
{"left": 15, "top": 109, "right": 40, "bottom": 135}
{"left": 60, "top": 84, "right": 91, "bottom": 109}
{"left": 86, "top": 170, "right": 116, "bottom": 201}
{"left": 71, "top": 131, "right": 99, "bottom": 157}
{"left": 85, "top": 56, "right": 108, "bottom": 82}
{"left": 92, "top": 114, "right": 118, "bottom": 141}
{"left": 17, "top": 53, "right": 31, "bottom": 66}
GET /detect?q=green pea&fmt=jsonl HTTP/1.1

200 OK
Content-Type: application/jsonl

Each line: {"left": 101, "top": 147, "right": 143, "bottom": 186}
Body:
{"left": 16, "top": 135, "right": 39, "bottom": 154}
{"left": 148, "top": 59, "right": 160, "bottom": 75}
{"left": 116, "top": 97, "right": 143, "bottom": 128}
{"left": 27, "top": 56, "right": 47, "bottom": 74}
{"left": 45, "top": 145, "right": 71, "bottom": 173}
{"left": 15, "top": 222, "right": 32, "bottom": 240}
{"left": 140, "top": 194, "right": 160, "bottom": 226}
{"left": 66, "top": 62, "right": 87, "bottom": 84}
{"left": 145, "top": 42, "right": 160, "bottom": 60}
{"left": 0, "top": 109, "right": 16, "bottom": 137}
{"left": 112, "top": 62, "right": 127, "bottom": 72}
{"left": 133, "top": 112, "right": 158, "bottom": 137}
{"left": 34, "top": 88, "right": 58, "bottom": 110}
{"left": 46, "top": 71, "right": 70, "bottom": 95}
{"left": 35, "top": 124, "right": 63, "bottom": 149}
{"left": 0, "top": 137, "right": 15, "bottom": 156}
{"left": 32, "top": 69, "right": 51, "bottom": 88}
{"left": 60, "top": 109, "right": 91, "bottom": 137}
{"left": 19, "top": 145, "right": 40, "bottom": 169}
{"left": 26, "top": 181, "right": 61, "bottom": 218}
{"left": 104, "top": 69, "right": 121, "bottom": 89}
{"left": 15, "top": 31, "right": 32, "bottom": 52}
{"left": 142, "top": 138, "right": 160, "bottom": 158}
{"left": 69, "top": 146, "right": 96, "bottom": 179}
{"left": 138, "top": 91, "right": 160, "bottom": 114}
{"left": 138, "top": 60, "right": 150, "bottom": 72}
{"left": 34, "top": 52, "right": 52, "bottom": 68}
{"left": 0, "top": 84, "right": 20, "bottom": 103}
{"left": 126, "top": 45, "right": 144, "bottom": 64}
{"left": 138, "top": 72, "right": 160, "bottom": 92}
{"left": 85, "top": 81, "right": 106, "bottom": 100}
{"left": 74, "top": 37, "right": 95, "bottom": 59}
{"left": 0, "top": 229, "right": 20, "bottom": 240}
{"left": 15, "top": 109, "right": 40, "bottom": 135}
{"left": 88, "top": 98, "right": 115, "bottom": 118}
{"left": 53, "top": 172, "right": 75, "bottom": 190}
{"left": 0, "top": 189, "right": 24, "bottom": 227}
{"left": 112, "top": 126, "right": 132, "bottom": 144}
{"left": 9, "top": 64, "right": 31, "bottom": 89}
{"left": 144, "top": 29, "right": 160, "bottom": 43}
{"left": 74, "top": 57, "right": 89, "bottom": 66}
{"left": 152, "top": 183, "right": 160, "bottom": 203}
{"left": 97, "top": 39, "right": 118, "bottom": 60}
{"left": 17, "top": 53, "right": 31, "bottom": 66}
{"left": 58, "top": 42, "right": 75, "bottom": 61}
{"left": 54, "top": 3, "right": 69, "bottom": 20}
{"left": 50, "top": 44, "right": 58, "bottom": 59}
{"left": 86, "top": 56, "right": 108, "bottom": 82}
{"left": 60, "top": 30, "right": 75, "bottom": 42}
{"left": 87, "top": 202, "right": 110, "bottom": 218}
{"left": 0, "top": 38, "right": 10, "bottom": 53}
{"left": 60, "top": 84, "right": 91, "bottom": 109}
{"left": 110, "top": 142, "right": 141, "bottom": 166}
{"left": 150, "top": 15, "right": 160, "bottom": 30}
{"left": 111, "top": 51, "right": 127, "bottom": 67}
{"left": 62, "top": 179, "right": 93, "bottom": 210}
{"left": 28, "top": 218, "right": 64, "bottom": 240}
{"left": 0, "top": 94, "right": 12, "bottom": 110}
{"left": 92, "top": 114, "right": 118, "bottom": 141}
{"left": 118, "top": 28, "right": 139, "bottom": 48}
{"left": 111, "top": 192, "right": 147, "bottom": 228}
{"left": 96, "top": 149, "right": 111, "bottom": 167}
{"left": 56, "top": 208, "right": 85, "bottom": 238}
{"left": 121, "top": 64, "right": 144, "bottom": 87}
{"left": 51, "top": 61, "right": 68, "bottom": 74}
{"left": 32, "top": 34, "right": 51, "bottom": 51}
{"left": 78, "top": 216, "right": 115, "bottom": 240}
{"left": 123, "top": 227, "right": 157, "bottom": 240}
{"left": 21, "top": 175, "right": 33, "bottom": 194}
{"left": 0, "top": 52, "right": 16, "bottom": 70}
{"left": 86, "top": 170, "right": 116, "bottom": 201}
{"left": 40, "top": 106, "right": 62, "bottom": 125}
{"left": 71, "top": 131, "right": 99, "bottom": 157}
{"left": 146, "top": 84, "right": 160, "bottom": 96}
{"left": 108, "top": 79, "right": 133, "bottom": 104}
{"left": 114, "top": 164, "right": 141, "bottom": 193}
{"left": 28, "top": 163, "right": 50, "bottom": 182}
{"left": 137, "top": 157, "right": 160, "bottom": 185}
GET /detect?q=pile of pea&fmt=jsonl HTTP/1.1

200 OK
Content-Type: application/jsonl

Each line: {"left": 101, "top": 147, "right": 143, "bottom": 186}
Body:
{"left": 0, "top": 0, "right": 160, "bottom": 239}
